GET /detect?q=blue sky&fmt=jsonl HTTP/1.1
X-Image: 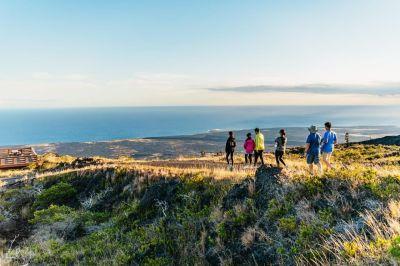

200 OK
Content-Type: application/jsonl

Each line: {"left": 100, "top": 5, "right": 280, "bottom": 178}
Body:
{"left": 1, "top": 0, "right": 399, "bottom": 107}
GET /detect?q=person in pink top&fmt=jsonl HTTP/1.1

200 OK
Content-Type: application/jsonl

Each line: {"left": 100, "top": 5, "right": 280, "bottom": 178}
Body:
{"left": 243, "top": 132, "right": 256, "bottom": 165}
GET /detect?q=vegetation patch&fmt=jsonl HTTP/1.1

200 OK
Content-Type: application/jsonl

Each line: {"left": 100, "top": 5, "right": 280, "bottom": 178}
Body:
{"left": 1, "top": 144, "right": 400, "bottom": 265}
{"left": 34, "top": 182, "right": 77, "bottom": 209}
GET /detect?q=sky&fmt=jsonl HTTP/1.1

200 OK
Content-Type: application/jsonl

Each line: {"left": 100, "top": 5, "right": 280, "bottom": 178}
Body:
{"left": 0, "top": 0, "right": 400, "bottom": 108}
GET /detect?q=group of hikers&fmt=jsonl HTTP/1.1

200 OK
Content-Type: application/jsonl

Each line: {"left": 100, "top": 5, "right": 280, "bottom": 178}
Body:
{"left": 225, "top": 122, "right": 337, "bottom": 175}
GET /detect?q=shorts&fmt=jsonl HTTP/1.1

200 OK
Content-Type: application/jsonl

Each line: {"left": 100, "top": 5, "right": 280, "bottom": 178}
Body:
{"left": 307, "top": 153, "right": 320, "bottom": 164}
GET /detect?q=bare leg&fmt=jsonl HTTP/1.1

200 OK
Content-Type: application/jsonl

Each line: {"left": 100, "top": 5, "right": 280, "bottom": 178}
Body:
{"left": 308, "top": 164, "right": 314, "bottom": 175}
{"left": 322, "top": 153, "right": 333, "bottom": 169}
{"left": 317, "top": 162, "right": 323, "bottom": 176}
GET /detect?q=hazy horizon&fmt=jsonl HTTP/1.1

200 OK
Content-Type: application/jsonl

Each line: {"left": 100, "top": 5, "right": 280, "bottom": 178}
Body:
{"left": 0, "top": 106, "right": 398, "bottom": 146}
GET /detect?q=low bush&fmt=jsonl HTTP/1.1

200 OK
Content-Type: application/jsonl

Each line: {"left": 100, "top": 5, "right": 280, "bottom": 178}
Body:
{"left": 34, "top": 182, "right": 77, "bottom": 209}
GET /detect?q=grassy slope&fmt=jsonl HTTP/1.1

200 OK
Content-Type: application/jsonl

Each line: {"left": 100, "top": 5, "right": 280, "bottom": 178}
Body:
{"left": 0, "top": 144, "right": 400, "bottom": 265}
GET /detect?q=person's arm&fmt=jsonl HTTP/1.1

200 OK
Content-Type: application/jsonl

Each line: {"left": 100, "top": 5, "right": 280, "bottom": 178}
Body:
{"left": 305, "top": 135, "right": 311, "bottom": 155}
{"left": 305, "top": 143, "right": 310, "bottom": 154}
{"left": 321, "top": 132, "right": 327, "bottom": 145}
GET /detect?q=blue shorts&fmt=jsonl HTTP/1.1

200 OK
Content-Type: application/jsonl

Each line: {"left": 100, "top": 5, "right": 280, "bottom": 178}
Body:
{"left": 307, "top": 154, "right": 320, "bottom": 164}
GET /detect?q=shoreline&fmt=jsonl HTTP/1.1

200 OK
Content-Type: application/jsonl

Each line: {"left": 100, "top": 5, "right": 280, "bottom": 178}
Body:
{"left": 1, "top": 125, "right": 397, "bottom": 159}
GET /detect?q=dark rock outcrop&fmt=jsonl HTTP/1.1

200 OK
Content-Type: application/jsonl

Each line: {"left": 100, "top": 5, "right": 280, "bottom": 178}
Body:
{"left": 222, "top": 178, "right": 254, "bottom": 210}
{"left": 254, "top": 165, "right": 284, "bottom": 209}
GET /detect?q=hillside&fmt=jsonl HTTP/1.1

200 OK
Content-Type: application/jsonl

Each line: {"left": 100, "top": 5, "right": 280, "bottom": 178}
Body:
{"left": 361, "top": 135, "right": 400, "bottom": 146}
{"left": 1, "top": 144, "right": 400, "bottom": 265}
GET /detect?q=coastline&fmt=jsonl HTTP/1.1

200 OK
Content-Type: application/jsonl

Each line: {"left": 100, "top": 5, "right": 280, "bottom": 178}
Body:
{"left": 6, "top": 125, "right": 399, "bottom": 159}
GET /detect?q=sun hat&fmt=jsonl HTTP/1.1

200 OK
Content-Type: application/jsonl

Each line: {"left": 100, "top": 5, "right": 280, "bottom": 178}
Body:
{"left": 308, "top": 125, "right": 318, "bottom": 133}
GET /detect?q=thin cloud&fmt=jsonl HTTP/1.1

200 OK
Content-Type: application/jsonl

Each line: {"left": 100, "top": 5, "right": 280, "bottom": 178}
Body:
{"left": 32, "top": 72, "right": 53, "bottom": 80}
{"left": 206, "top": 83, "right": 400, "bottom": 96}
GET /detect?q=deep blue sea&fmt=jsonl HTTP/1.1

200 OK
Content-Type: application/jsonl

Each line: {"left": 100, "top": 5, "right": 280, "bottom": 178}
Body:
{"left": 0, "top": 106, "right": 399, "bottom": 146}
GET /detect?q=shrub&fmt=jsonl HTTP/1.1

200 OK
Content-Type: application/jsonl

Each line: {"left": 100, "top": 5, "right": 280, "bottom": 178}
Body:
{"left": 31, "top": 205, "right": 76, "bottom": 224}
{"left": 389, "top": 236, "right": 400, "bottom": 260}
{"left": 267, "top": 199, "right": 292, "bottom": 221}
{"left": 34, "top": 182, "right": 77, "bottom": 209}
{"left": 300, "top": 176, "right": 324, "bottom": 197}
{"left": 144, "top": 257, "right": 173, "bottom": 266}
{"left": 342, "top": 241, "right": 359, "bottom": 258}
{"left": 31, "top": 205, "right": 108, "bottom": 226}
{"left": 296, "top": 222, "right": 332, "bottom": 250}
{"left": 318, "top": 209, "right": 334, "bottom": 225}
{"left": 367, "top": 176, "right": 400, "bottom": 200}
{"left": 278, "top": 216, "right": 297, "bottom": 234}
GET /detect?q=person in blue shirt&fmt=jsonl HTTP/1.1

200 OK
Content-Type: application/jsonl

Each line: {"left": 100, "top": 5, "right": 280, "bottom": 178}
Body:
{"left": 305, "top": 125, "right": 323, "bottom": 176}
{"left": 321, "top": 122, "right": 338, "bottom": 170}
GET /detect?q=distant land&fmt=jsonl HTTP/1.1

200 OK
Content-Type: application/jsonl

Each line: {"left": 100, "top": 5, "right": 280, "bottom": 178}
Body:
{"left": 16, "top": 125, "right": 400, "bottom": 159}
{"left": 361, "top": 135, "right": 400, "bottom": 146}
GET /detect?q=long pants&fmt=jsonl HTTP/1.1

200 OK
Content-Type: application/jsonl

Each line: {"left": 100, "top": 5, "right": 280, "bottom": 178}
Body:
{"left": 245, "top": 153, "right": 253, "bottom": 164}
{"left": 275, "top": 150, "right": 286, "bottom": 166}
{"left": 226, "top": 151, "right": 234, "bottom": 165}
{"left": 254, "top": 150, "right": 264, "bottom": 165}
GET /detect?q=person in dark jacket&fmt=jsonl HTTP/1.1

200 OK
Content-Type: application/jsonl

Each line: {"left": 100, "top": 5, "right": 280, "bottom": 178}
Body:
{"left": 275, "top": 129, "right": 287, "bottom": 168}
{"left": 225, "top": 131, "right": 236, "bottom": 167}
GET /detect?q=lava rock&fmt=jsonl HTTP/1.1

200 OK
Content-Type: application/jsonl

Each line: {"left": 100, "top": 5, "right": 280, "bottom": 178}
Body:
{"left": 222, "top": 178, "right": 254, "bottom": 210}
{"left": 254, "top": 165, "right": 283, "bottom": 209}
{"left": 70, "top": 157, "right": 100, "bottom": 168}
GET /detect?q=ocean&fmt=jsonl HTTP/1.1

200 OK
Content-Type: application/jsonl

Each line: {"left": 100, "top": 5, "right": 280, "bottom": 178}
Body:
{"left": 0, "top": 105, "right": 399, "bottom": 146}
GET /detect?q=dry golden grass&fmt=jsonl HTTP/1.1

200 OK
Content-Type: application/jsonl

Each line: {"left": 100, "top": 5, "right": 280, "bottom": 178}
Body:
{"left": 313, "top": 201, "right": 400, "bottom": 265}
{"left": 0, "top": 168, "right": 33, "bottom": 179}
{"left": 1, "top": 146, "right": 399, "bottom": 187}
